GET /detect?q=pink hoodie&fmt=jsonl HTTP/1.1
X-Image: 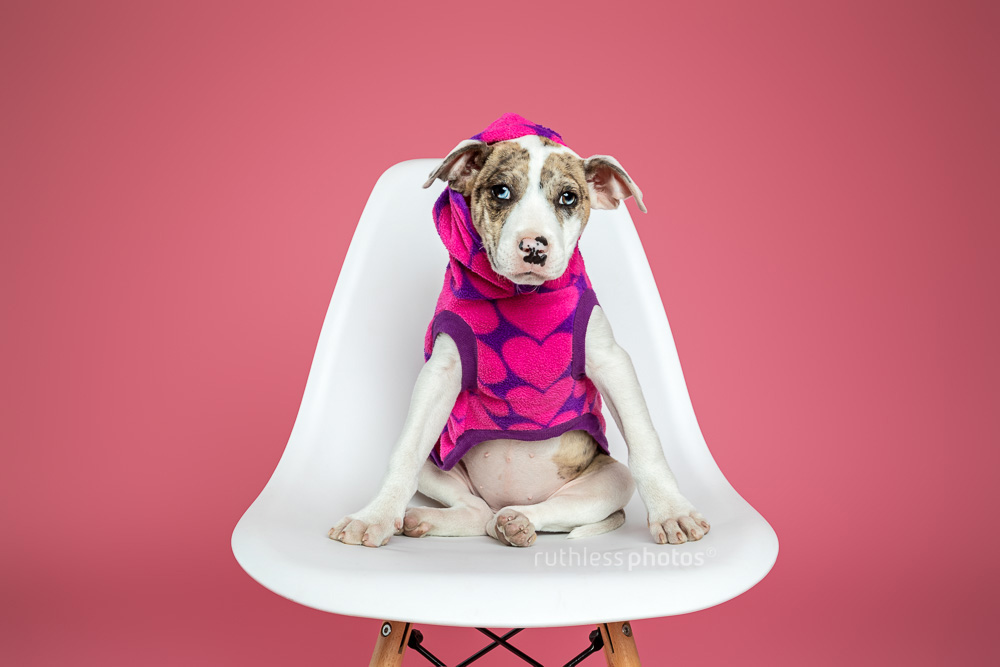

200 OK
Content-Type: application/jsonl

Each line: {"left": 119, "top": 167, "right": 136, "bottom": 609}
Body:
{"left": 424, "top": 114, "right": 609, "bottom": 470}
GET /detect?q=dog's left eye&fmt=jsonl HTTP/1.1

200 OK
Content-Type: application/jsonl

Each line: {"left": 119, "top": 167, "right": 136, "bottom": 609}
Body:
{"left": 492, "top": 184, "right": 511, "bottom": 201}
{"left": 559, "top": 192, "right": 577, "bottom": 206}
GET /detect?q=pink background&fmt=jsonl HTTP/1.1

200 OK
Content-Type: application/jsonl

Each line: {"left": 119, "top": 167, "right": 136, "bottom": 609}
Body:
{"left": 2, "top": 1, "right": 997, "bottom": 664}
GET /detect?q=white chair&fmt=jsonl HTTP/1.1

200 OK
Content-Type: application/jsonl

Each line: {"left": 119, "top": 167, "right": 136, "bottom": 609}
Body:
{"left": 231, "top": 159, "right": 779, "bottom": 666}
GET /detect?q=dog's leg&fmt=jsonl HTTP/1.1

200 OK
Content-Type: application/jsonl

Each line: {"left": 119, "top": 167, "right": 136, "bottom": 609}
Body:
{"left": 488, "top": 454, "right": 634, "bottom": 547}
{"left": 402, "top": 460, "right": 494, "bottom": 537}
{"left": 584, "top": 307, "right": 711, "bottom": 544}
{"left": 329, "top": 333, "right": 462, "bottom": 547}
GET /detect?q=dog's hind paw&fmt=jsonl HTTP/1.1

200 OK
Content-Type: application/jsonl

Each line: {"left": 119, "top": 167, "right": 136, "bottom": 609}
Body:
{"left": 402, "top": 508, "right": 433, "bottom": 537}
{"left": 329, "top": 512, "right": 403, "bottom": 548}
{"left": 402, "top": 505, "right": 494, "bottom": 538}
{"left": 489, "top": 509, "right": 537, "bottom": 547}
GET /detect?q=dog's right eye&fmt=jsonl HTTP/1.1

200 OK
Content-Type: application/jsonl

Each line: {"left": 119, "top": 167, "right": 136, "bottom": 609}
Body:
{"left": 491, "top": 184, "right": 511, "bottom": 201}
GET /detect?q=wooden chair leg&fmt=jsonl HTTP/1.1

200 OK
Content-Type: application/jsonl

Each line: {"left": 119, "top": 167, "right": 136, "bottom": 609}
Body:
{"left": 369, "top": 620, "right": 412, "bottom": 667}
{"left": 599, "top": 621, "right": 641, "bottom": 666}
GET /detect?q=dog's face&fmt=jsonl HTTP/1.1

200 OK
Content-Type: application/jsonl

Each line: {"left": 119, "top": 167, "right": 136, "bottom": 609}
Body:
{"left": 423, "top": 135, "right": 645, "bottom": 285}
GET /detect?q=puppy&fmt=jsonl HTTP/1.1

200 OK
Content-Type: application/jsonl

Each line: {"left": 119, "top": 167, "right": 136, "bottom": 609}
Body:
{"left": 330, "top": 114, "right": 709, "bottom": 548}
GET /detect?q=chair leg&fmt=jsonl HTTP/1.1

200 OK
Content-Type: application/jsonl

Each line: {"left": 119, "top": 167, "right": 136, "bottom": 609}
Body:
{"left": 369, "top": 620, "right": 412, "bottom": 667}
{"left": 599, "top": 621, "right": 641, "bottom": 666}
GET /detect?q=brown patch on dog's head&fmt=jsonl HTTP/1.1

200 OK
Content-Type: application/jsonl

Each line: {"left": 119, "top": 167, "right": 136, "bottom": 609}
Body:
{"left": 468, "top": 142, "right": 532, "bottom": 267}
{"left": 541, "top": 152, "right": 590, "bottom": 232}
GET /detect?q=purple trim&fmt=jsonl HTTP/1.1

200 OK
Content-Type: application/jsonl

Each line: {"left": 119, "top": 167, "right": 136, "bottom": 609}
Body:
{"left": 571, "top": 289, "right": 599, "bottom": 380}
{"left": 429, "top": 442, "right": 448, "bottom": 469}
{"left": 432, "top": 413, "right": 610, "bottom": 471}
{"left": 431, "top": 310, "right": 477, "bottom": 392}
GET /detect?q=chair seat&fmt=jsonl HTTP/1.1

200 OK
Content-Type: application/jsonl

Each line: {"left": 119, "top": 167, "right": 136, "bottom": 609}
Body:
{"left": 231, "top": 159, "right": 778, "bottom": 628}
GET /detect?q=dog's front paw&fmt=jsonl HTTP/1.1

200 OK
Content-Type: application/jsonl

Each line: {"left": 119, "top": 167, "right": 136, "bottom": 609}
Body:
{"left": 329, "top": 511, "right": 403, "bottom": 548}
{"left": 647, "top": 499, "right": 711, "bottom": 545}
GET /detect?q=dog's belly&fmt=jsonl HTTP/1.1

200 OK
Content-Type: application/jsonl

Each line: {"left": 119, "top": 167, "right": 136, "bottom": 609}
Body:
{"left": 460, "top": 430, "right": 598, "bottom": 510}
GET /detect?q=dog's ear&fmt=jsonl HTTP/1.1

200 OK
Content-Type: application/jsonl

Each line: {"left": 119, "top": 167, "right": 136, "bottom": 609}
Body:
{"left": 422, "top": 139, "right": 493, "bottom": 195}
{"left": 583, "top": 155, "right": 647, "bottom": 213}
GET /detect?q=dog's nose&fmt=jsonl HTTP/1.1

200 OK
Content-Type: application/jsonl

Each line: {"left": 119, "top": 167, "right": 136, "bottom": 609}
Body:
{"left": 519, "top": 236, "right": 548, "bottom": 266}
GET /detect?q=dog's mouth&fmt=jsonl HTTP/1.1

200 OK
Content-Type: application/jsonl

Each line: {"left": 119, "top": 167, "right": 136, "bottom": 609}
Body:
{"left": 504, "top": 259, "right": 571, "bottom": 285}
{"left": 492, "top": 253, "right": 567, "bottom": 286}
{"left": 509, "top": 271, "right": 547, "bottom": 286}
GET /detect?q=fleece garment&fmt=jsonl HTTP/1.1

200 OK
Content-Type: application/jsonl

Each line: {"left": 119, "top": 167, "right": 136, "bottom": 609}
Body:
{"left": 423, "top": 114, "right": 609, "bottom": 470}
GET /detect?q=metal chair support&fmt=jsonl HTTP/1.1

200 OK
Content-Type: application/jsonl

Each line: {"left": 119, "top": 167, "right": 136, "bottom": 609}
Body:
{"left": 371, "top": 621, "right": 628, "bottom": 666}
